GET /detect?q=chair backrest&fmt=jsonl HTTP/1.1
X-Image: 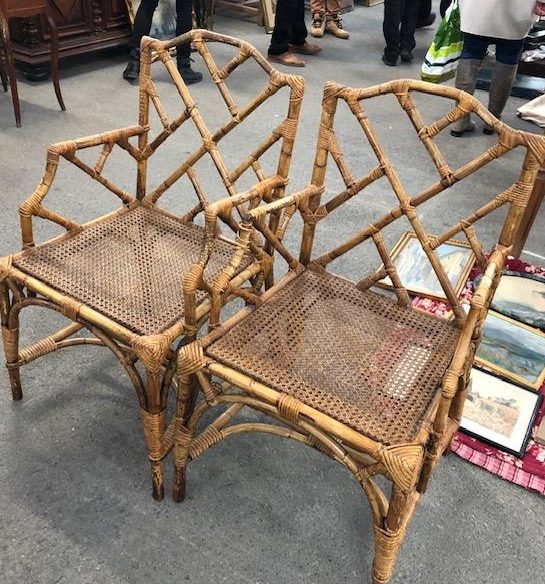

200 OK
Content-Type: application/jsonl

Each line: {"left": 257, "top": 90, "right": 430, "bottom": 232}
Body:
{"left": 136, "top": 30, "right": 304, "bottom": 234}
{"left": 297, "top": 79, "right": 545, "bottom": 328}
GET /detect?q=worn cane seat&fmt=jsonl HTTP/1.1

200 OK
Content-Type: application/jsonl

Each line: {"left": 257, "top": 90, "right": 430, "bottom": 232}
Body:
{"left": 14, "top": 206, "right": 253, "bottom": 336}
{"left": 207, "top": 269, "right": 461, "bottom": 445}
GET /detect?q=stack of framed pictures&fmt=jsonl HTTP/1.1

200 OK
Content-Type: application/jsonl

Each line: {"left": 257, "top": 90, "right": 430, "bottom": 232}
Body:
{"left": 459, "top": 274, "right": 545, "bottom": 457}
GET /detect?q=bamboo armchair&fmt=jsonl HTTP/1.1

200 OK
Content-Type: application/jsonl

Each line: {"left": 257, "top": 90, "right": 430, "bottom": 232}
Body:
{"left": 0, "top": 30, "right": 304, "bottom": 500}
{"left": 173, "top": 79, "right": 545, "bottom": 582}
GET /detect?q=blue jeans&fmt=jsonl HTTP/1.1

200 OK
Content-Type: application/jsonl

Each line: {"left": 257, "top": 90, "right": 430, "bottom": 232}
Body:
{"left": 461, "top": 32, "right": 523, "bottom": 65}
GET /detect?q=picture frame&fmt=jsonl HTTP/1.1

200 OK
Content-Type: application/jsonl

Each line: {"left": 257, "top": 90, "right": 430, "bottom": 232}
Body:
{"left": 460, "top": 368, "right": 542, "bottom": 458}
{"left": 377, "top": 231, "right": 475, "bottom": 301}
{"left": 473, "top": 271, "right": 545, "bottom": 331}
{"left": 462, "top": 304, "right": 545, "bottom": 391}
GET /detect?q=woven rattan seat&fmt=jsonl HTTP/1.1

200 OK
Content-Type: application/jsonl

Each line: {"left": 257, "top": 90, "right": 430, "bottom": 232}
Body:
{"left": 207, "top": 269, "right": 459, "bottom": 444}
{"left": 14, "top": 207, "right": 252, "bottom": 336}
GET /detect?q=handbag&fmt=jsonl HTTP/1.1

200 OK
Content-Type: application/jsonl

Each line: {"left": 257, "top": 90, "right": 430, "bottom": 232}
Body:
{"left": 421, "top": 0, "right": 463, "bottom": 83}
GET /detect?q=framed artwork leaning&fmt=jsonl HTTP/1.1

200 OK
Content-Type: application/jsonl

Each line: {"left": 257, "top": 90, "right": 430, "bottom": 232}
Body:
{"left": 473, "top": 271, "right": 545, "bottom": 331}
{"left": 461, "top": 368, "right": 542, "bottom": 458}
{"left": 461, "top": 304, "right": 545, "bottom": 391}
{"left": 377, "top": 231, "right": 475, "bottom": 301}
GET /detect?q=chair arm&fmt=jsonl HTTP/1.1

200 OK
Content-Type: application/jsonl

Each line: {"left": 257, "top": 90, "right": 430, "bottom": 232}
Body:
{"left": 247, "top": 184, "right": 323, "bottom": 223}
{"left": 19, "top": 125, "right": 147, "bottom": 248}
{"left": 469, "top": 246, "right": 509, "bottom": 313}
{"left": 182, "top": 175, "right": 287, "bottom": 329}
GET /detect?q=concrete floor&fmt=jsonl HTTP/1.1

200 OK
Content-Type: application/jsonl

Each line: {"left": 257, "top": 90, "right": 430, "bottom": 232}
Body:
{"left": 1, "top": 3, "right": 544, "bottom": 583}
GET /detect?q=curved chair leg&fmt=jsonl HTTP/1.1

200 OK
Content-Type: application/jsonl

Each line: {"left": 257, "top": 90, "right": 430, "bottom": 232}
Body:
{"left": 44, "top": 14, "right": 65, "bottom": 112}
{"left": 0, "top": 283, "right": 22, "bottom": 399}
{"left": 1, "top": 22, "right": 21, "bottom": 127}
{"left": 372, "top": 486, "right": 418, "bottom": 584}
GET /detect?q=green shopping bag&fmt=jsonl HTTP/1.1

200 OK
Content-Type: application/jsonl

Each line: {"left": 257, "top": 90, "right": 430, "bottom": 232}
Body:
{"left": 421, "top": 0, "right": 463, "bottom": 83}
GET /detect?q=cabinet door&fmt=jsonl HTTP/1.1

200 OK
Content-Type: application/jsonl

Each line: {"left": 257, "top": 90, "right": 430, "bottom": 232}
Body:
{"left": 47, "top": 1, "right": 92, "bottom": 36}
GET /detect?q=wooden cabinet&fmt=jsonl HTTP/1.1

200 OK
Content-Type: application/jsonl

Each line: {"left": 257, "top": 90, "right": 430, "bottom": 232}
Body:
{"left": 9, "top": 0, "right": 132, "bottom": 79}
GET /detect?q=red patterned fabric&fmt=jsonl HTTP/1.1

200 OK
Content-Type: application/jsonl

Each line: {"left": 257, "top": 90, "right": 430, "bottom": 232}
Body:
{"left": 413, "top": 257, "right": 545, "bottom": 496}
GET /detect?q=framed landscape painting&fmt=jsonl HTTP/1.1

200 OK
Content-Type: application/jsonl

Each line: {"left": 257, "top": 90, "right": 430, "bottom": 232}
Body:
{"left": 377, "top": 232, "right": 475, "bottom": 301}
{"left": 460, "top": 368, "right": 542, "bottom": 457}
{"left": 467, "top": 306, "right": 545, "bottom": 391}
{"left": 473, "top": 271, "right": 545, "bottom": 331}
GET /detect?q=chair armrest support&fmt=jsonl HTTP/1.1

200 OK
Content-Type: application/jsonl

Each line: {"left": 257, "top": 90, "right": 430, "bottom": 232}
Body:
{"left": 19, "top": 125, "right": 148, "bottom": 248}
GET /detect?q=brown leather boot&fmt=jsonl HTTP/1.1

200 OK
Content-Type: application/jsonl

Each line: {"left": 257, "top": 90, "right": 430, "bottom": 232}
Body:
{"left": 325, "top": 15, "right": 350, "bottom": 39}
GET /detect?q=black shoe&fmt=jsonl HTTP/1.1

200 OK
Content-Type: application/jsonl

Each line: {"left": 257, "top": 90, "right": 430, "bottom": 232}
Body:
{"left": 400, "top": 49, "right": 414, "bottom": 63}
{"left": 416, "top": 12, "right": 436, "bottom": 29}
{"left": 178, "top": 59, "right": 203, "bottom": 85}
{"left": 382, "top": 53, "right": 398, "bottom": 67}
{"left": 123, "top": 48, "right": 140, "bottom": 82}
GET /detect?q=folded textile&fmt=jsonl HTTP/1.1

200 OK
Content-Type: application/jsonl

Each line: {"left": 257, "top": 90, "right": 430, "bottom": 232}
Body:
{"left": 517, "top": 94, "right": 545, "bottom": 127}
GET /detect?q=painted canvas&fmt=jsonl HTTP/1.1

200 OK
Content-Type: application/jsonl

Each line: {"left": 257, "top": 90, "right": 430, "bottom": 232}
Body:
{"left": 126, "top": 0, "right": 177, "bottom": 39}
{"left": 378, "top": 232, "right": 474, "bottom": 300}
{"left": 470, "top": 307, "right": 545, "bottom": 390}
{"left": 474, "top": 271, "right": 545, "bottom": 331}
{"left": 461, "top": 368, "right": 541, "bottom": 457}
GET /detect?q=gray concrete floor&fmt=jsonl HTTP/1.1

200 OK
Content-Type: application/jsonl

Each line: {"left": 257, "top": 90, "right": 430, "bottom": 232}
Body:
{"left": 1, "top": 3, "right": 544, "bottom": 583}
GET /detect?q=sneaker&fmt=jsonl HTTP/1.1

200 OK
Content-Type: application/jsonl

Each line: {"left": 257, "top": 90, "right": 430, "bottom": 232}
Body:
{"left": 325, "top": 17, "right": 350, "bottom": 39}
{"left": 177, "top": 59, "right": 203, "bottom": 85}
{"left": 310, "top": 13, "right": 325, "bottom": 38}
{"left": 123, "top": 48, "right": 140, "bottom": 82}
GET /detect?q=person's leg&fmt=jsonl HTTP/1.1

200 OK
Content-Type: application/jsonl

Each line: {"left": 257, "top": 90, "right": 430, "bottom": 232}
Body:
{"left": 416, "top": 0, "right": 435, "bottom": 29}
{"left": 383, "top": 0, "right": 402, "bottom": 66}
{"left": 439, "top": 0, "right": 452, "bottom": 18}
{"left": 310, "top": 0, "right": 326, "bottom": 38}
{"left": 269, "top": 0, "right": 319, "bottom": 66}
{"left": 324, "top": 0, "right": 350, "bottom": 39}
{"left": 451, "top": 33, "right": 488, "bottom": 136}
{"left": 175, "top": 0, "right": 202, "bottom": 84}
{"left": 483, "top": 38, "right": 523, "bottom": 133}
{"left": 124, "top": 0, "right": 160, "bottom": 81}
{"left": 399, "top": 0, "right": 419, "bottom": 61}
{"left": 269, "top": 0, "right": 296, "bottom": 55}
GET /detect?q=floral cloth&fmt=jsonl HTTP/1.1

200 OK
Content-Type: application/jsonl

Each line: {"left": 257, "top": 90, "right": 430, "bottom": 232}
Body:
{"left": 413, "top": 257, "right": 545, "bottom": 496}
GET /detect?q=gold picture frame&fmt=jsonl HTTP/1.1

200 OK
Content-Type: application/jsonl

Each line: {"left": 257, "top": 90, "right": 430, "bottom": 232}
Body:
{"left": 377, "top": 231, "right": 475, "bottom": 301}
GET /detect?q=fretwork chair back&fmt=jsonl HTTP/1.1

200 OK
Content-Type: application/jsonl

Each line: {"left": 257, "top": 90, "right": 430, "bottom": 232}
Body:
{"left": 0, "top": 30, "right": 304, "bottom": 500}
{"left": 173, "top": 79, "right": 545, "bottom": 582}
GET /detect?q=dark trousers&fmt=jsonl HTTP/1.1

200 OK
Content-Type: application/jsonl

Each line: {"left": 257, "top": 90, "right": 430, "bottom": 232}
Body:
{"left": 383, "top": 0, "right": 419, "bottom": 59}
{"left": 268, "top": 0, "right": 307, "bottom": 55}
{"left": 461, "top": 33, "right": 523, "bottom": 66}
{"left": 417, "top": 0, "right": 431, "bottom": 24}
{"left": 418, "top": 0, "right": 452, "bottom": 21}
{"left": 133, "top": 0, "right": 192, "bottom": 62}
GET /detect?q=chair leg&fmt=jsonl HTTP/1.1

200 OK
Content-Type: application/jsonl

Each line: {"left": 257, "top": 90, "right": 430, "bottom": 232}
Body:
{"left": 2, "top": 26, "right": 21, "bottom": 127}
{"left": 173, "top": 373, "right": 198, "bottom": 502}
{"left": 44, "top": 15, "right": 65, "bottom": 112}
{"left": 0, "top": 41, "right": 8, "bottom": 92}
{"left": 372, "top": 486, "right": 417, "bottom": 584}
{"left": 140, "top": 404, "right": 166, "bottom": 501}
{"left": 0, "top": 283, "right": 22, "bottom": 400}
